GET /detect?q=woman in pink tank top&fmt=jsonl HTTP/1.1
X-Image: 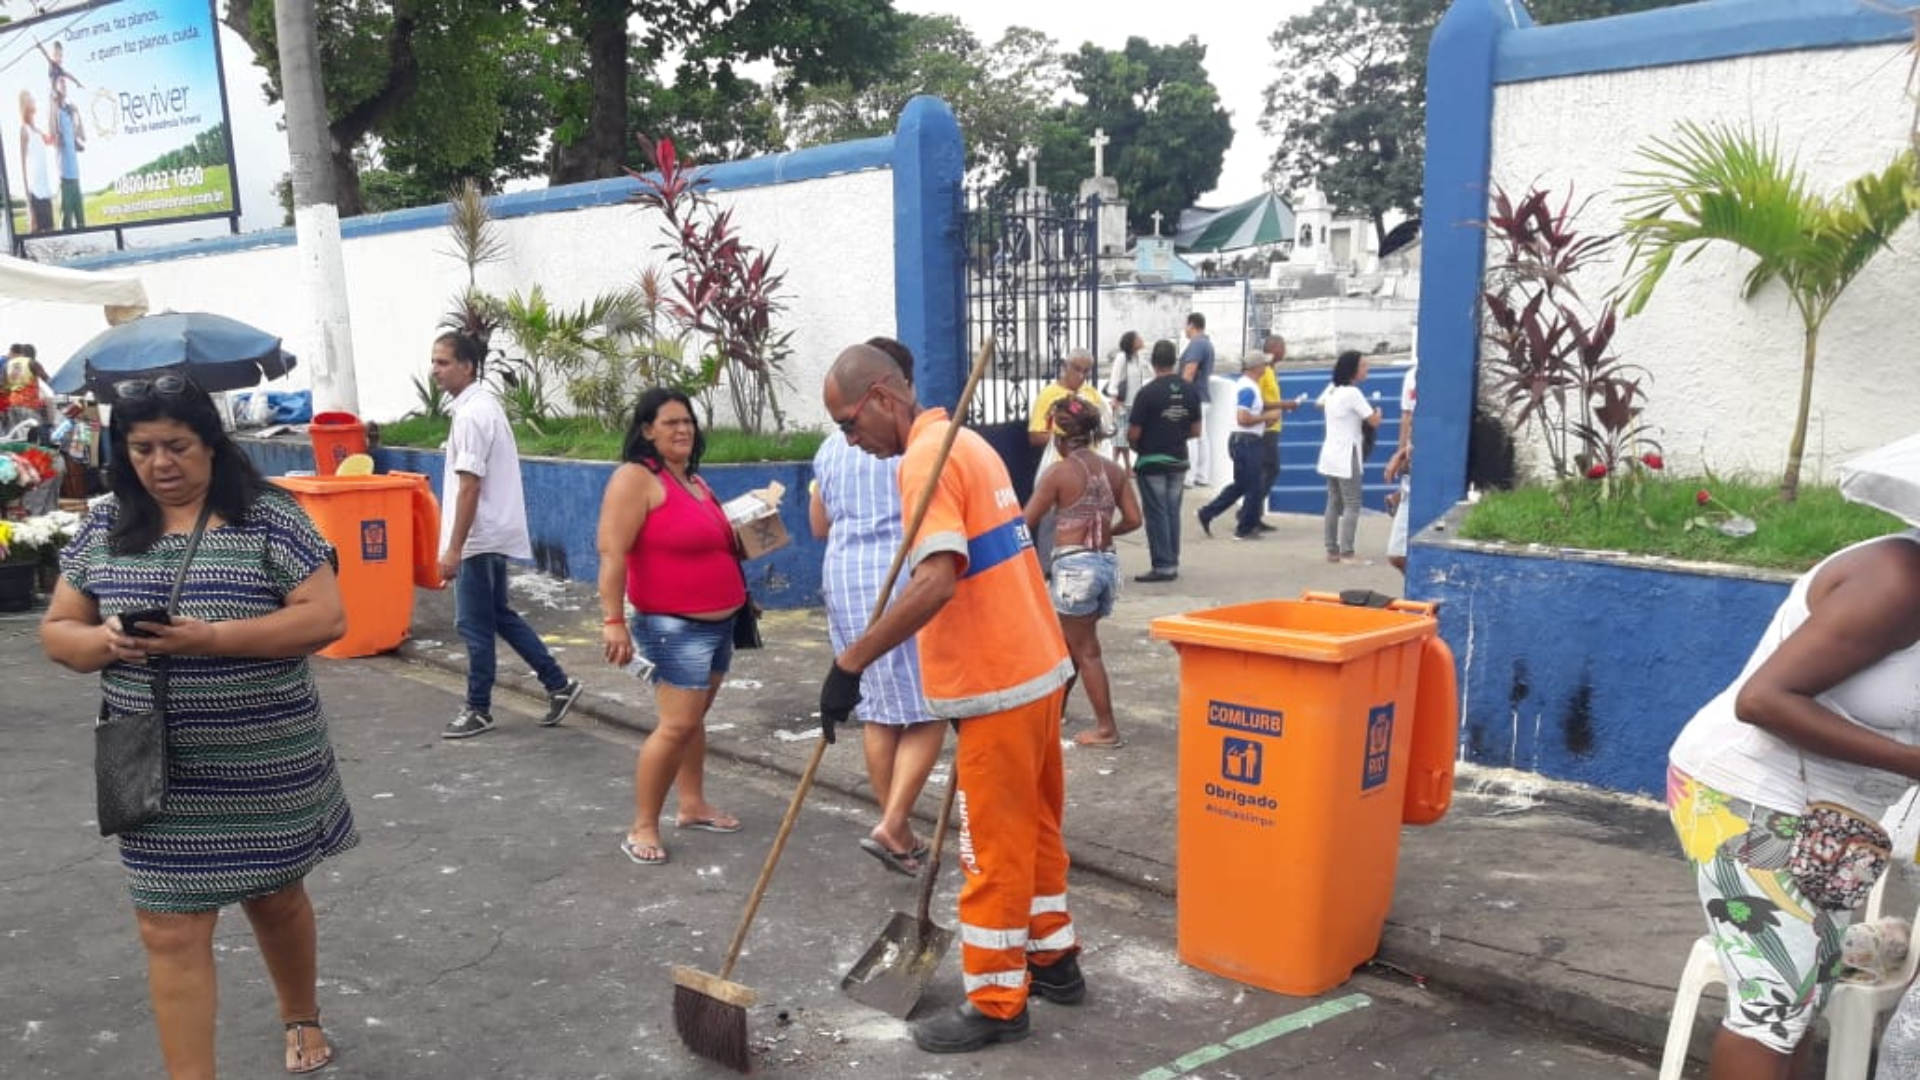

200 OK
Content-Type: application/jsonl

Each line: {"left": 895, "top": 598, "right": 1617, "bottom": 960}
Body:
{"left": 595, "top": 388, "right": 746, "bottom": 868}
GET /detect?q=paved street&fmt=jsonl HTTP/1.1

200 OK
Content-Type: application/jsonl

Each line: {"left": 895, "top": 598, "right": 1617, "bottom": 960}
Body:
{"left": 0, "top": 603, "right": 1680, "bottom": 1079}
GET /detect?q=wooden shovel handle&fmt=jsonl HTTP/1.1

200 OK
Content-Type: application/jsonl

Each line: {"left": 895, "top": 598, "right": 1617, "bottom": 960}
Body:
{"left": 715, "top": 339, "right": 997, "bottom": 981}
{"left": 914, "top": 779, "right": 959, "bottom": 929}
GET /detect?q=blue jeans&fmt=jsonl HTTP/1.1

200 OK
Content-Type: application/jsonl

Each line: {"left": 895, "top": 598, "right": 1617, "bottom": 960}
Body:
{"left": 1201, "top": 434, "right": 1269, "bottom": 537}
{"left": 454, "top": 552, "right": 568, "bottom": 712}
{"left": 1136, "top": 470, "right": 1186, "bottom": 573}
{"left": 631, "top": 612, "right": 735, "bottom": 691}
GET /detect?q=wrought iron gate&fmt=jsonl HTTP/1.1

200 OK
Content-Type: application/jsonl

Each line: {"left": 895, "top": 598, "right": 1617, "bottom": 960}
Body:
{"left": 961, "top": 187, "right": 1101, "bottom": 427}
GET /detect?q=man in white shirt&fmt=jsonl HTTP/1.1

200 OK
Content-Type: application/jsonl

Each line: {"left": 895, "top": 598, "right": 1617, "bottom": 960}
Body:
{"left": 432, "top": 331, "right": 581, "bottom": 739}
{"left": 1197, "top": 351, "right": 1282, "bottom": 541}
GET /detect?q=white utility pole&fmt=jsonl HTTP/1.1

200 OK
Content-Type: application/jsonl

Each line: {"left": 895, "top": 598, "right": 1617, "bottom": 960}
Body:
{"left": 276, "top": 0, "right": 359, "bottom": 414}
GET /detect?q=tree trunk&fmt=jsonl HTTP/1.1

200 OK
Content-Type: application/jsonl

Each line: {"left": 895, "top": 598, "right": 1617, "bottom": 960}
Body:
{"left": 330, "top": 149, "right": 365, "bottom": 219}
{"left": 1780, "top": 322, "right": 1818, "bottom": 503}
{"left": 551, "top": 0, "right": 631, "bottom": 184}
{"left": 277, "top": 0, "right": 360, "bottom": 414}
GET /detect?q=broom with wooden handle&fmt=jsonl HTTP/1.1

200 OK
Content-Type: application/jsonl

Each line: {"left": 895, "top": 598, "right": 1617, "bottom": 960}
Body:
{"left": 673, "top": 339, "right": 997, "bottom": 1071}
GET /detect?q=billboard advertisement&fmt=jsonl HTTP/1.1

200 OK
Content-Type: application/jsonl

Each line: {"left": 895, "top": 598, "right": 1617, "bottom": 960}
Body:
{"left": 0, "top": 0, "right": 238, "bottom": 241}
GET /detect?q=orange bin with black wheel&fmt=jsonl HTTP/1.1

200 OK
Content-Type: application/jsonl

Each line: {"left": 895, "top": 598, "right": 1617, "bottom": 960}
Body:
{"left": 272, "top": 474, "right": 420, "bottom": 657}
{"left": 1149, "top": 592, "right": 1457, "bottom": 996}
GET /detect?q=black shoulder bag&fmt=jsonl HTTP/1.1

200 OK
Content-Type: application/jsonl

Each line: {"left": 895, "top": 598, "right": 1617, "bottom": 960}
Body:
{"left": 732, "top": 564, "right": 764, "bottom": 650}
{"left": 95, "top": 502, "right": 212, "bottom": 837}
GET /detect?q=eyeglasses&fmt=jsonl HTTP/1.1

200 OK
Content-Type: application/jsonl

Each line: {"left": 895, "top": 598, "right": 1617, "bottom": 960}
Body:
{"left": 835, "top": 384, "right": 885, "bottom": 434}
{"left": 112, "top": 374, "right": 193, "bottom": 400}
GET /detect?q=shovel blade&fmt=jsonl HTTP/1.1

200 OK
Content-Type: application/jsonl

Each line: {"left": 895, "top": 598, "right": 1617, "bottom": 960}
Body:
{"left": 840, "top": 911, "right": 956, "bottom": 1018}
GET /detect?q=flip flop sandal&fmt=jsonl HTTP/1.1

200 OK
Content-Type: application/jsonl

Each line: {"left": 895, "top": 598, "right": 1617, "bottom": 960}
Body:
{"left": 675, "top": 816, "right": 743, "bottom": 834}
{"left": 620, "top": 838, "right": 669, "bottom": 866}
{"left": 858, "top": 837, "right": 924, "bottom": 877}
{"left": 284, "top": 1017, "right": 333, "bottom": 1074}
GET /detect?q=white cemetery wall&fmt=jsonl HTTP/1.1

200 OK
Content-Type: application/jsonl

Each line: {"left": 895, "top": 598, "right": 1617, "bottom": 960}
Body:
{"left": 1, "top": 170, "right": 896, "bottom": 430}
{"left": 1489, "top": 42, "right": 1918, "bottom": 482}
{"left": 1275, "top": 297, "right": 1420, "bottom": 361}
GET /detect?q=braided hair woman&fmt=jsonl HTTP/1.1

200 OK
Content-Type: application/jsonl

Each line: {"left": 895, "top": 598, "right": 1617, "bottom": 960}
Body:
{"left": 1022, "top": 394, "right": 1141, "bottom": 747}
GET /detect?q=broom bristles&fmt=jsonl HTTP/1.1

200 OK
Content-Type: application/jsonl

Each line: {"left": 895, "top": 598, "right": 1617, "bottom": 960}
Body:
{"left": 673, "top": 971, "right": 752, "bottom": 1073}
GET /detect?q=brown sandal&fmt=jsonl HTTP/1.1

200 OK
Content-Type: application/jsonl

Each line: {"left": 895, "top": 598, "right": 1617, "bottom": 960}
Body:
{"left": 284, "top": 1016, "right": 333, "bottom": 1074}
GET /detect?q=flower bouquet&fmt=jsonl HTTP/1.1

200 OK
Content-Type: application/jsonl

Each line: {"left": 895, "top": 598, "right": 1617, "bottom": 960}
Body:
{"left": 0, "top": 508, "right": 81, "bottom": 565}
{"left": 0, "top": 443, "right": 58, "bottom": 512}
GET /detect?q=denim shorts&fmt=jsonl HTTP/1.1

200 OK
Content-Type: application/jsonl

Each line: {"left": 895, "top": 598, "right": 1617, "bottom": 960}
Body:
{"left": 1048, "top": 549, "right": 1119, "bottom": 618}
{"left": 632, "top": 612, "right": 734, "bottom": 690}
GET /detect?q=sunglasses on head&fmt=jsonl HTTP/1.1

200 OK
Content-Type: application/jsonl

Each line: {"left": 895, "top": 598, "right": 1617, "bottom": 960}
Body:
{"left": 111, "top": 374, "right": 194, "bottom": 400}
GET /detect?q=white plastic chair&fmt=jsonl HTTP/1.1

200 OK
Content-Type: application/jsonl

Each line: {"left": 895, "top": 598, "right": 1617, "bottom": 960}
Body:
{"left": 1657, "top": 874, "right": 1920, "bottom": 1080}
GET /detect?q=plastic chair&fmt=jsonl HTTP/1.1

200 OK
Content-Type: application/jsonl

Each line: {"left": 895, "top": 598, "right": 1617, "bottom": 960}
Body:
{"left": 1657, "top": 874, "right": 1920, "bottom": 1080}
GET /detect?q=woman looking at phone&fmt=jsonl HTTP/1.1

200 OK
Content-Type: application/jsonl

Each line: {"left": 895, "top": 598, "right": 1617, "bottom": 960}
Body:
{"left": 40, "top": 373, "right": 357, "bottom": 1077}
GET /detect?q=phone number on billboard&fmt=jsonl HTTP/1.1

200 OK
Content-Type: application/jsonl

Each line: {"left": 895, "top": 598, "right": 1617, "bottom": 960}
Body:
{"left": 114, "top": 167, "right": 207, "bottom": 196}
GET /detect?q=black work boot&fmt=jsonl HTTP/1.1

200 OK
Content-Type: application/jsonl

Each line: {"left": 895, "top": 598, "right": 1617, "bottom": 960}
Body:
{"left": 911, "top": 1001, "right": 1030, "bottom": 1053}
{"left": 1027, "top": 952, "right": 1086, "bottom": 1004}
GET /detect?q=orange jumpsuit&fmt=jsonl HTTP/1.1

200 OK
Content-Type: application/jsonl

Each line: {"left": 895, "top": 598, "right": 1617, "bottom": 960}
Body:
{"left": 898, "top": 408, "right": 1077, "bottom": 1020}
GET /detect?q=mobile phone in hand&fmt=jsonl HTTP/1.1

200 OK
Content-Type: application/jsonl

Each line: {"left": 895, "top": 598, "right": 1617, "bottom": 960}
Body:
{"left": 120, "top": 609, "right": 172, "bottom": 637}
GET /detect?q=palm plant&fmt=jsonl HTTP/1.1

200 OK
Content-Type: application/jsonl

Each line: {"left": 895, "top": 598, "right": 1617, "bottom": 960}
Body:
{"left": 439, "top": 180, "right": 507, "bottom": 349}
{"left": 1620, "top": 121, "right": 1917, "bottom": 501}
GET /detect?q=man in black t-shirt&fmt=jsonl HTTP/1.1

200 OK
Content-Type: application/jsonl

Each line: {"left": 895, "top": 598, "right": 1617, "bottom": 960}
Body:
{"left": 1127, "top": 339, "right": 1201, "bottom": 582}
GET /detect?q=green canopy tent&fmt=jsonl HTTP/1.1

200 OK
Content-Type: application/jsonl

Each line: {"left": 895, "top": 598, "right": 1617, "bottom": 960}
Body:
{"left": 1173, "top": 191, "right": 1297, "bottom": 254}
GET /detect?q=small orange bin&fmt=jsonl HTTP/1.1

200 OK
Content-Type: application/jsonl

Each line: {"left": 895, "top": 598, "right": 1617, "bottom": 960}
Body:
{"left": 308, "top": 412, "right": 367, "bottom": 476}
{"left": 1149, "top": 592, "right": 1446, "bottom": 996}
{"left": 272, "top": 474, "right": 418, "bottom": 658}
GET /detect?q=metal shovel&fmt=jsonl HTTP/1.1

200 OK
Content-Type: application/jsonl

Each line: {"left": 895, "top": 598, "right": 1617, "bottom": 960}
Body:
{"left": 840, "top": 779, "right": 959, "bottom": 1017}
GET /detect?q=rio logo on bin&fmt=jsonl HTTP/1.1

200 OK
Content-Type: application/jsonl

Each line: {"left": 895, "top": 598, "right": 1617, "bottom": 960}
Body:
{"left": 360, "top": 519, "right": 389, "bottom": 563}
{"left": 1361, "top": 703, "right": 1395, "bottom": 791}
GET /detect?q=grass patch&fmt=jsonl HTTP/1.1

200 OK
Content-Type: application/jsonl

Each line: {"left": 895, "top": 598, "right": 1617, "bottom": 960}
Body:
{"left": 376, "top": 415, "right": 823, "bottom": 465}
{"left": 1457, "top": 477, "right": 1904, "bottom": 572}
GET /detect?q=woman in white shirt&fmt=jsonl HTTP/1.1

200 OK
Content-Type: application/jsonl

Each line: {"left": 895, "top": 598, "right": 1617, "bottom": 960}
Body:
{"left": 1101, "top": 331, "right": 1149, "bottom": 469}
{"left": 1314, "top": 350, "right": 1379, "bottom": 563}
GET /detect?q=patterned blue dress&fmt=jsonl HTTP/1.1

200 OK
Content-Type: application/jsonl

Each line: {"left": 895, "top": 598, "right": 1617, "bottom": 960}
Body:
{"left": 812, "top": 436, "right": 933, "bottom": 726}
{"left": 61, "top": 490, "right": 359, "bottom": 912}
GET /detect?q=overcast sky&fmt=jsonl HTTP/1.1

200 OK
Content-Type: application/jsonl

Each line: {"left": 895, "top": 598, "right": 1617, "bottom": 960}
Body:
{"left": 894, "top": 0, "right": 1320, "bottom": 206}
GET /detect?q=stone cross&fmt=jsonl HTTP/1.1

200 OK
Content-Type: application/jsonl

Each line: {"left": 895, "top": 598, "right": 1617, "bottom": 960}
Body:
{"left": 1088, "top": 128, "right": 1110, "bottom": 178}
{"left": 1150, "top": 210, "right": 1163, "bottom": 236}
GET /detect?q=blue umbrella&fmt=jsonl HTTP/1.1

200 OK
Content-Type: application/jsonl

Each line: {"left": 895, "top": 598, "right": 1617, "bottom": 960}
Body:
{"left": 51, "top": 311, "right": 298, "bottom": 398}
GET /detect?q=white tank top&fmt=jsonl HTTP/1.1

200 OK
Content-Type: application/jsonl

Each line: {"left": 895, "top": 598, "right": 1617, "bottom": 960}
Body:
{"left": 1668, "top": 530, "right": 1920, "bottom": 814}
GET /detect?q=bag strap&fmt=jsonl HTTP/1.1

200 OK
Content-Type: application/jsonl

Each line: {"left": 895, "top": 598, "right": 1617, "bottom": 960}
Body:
{"left": 149, "top": 501, "right": 216, "bottom": 715}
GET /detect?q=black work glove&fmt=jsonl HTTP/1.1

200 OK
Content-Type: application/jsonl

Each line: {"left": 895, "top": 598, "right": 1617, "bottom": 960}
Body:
{"left": 820, "top": 662, "right": 863, "bottom": 744}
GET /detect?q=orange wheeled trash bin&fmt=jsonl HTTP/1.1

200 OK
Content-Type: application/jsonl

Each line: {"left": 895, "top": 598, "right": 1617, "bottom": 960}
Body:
{"left": 272, "top": 473, "right": 420, "bottom": 657}
{"left": 1149, "top": 591, "right": 1457, "bottom": 996}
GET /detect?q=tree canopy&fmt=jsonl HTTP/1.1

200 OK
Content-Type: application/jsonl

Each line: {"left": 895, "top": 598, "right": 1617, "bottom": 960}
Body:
{"left": 225, "top": 0, "right": 907, "bottom": 215}
{"left": 1032, "top": 36, "right": 1234, "bottom": 235}
{"left": 1261, "top": 0, "right": 1694, "bottom": 245}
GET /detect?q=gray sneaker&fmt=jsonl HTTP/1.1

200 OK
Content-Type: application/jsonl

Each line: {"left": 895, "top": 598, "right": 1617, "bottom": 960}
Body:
{"left": 541, "top": 679, "right": 583, "bottom": 727}
{"left": 442, "top": 707, "right": 495, "bottom": 739}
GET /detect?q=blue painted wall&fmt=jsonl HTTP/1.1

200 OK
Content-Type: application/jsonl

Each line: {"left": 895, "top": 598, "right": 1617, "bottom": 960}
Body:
{"left": 1409, "top": 535, "right": 1792, "bottom": 796}
{"left": 237, "top": 439, "right": 825, "bottom": 611}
